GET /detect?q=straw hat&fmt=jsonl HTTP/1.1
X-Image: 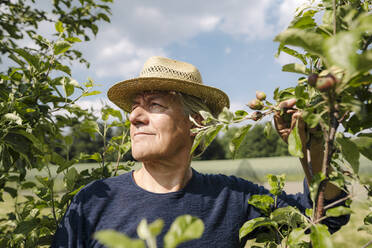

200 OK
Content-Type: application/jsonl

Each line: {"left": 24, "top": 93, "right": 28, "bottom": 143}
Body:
{"left": 107, "top": 56, "right": 230, "bottom": 115}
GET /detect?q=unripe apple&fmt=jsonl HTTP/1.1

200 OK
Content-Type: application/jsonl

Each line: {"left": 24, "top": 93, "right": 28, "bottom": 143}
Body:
{"left": 255, "top": 91, "right": 266, "bottom": 101}
{"left": 316, "top": 74, "right": 337, "bottom": 92}
{"left": 247, "top": 99, "right": 263, "bottom": 110}
{"left": 251, "top": 111, "right": 263, "bottom": 121}
{"left": 307, "top": 73, "right": 318, "bottom": 87}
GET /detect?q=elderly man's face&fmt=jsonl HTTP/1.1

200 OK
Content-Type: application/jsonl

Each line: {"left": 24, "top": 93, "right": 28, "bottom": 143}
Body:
{"left": 129, "top": 92, "right": 193, "bottom": 161}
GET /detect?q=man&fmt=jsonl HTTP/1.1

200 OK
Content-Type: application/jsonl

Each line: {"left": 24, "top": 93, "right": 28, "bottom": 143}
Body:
{"left": 52, "top": 56, "right": 348, "bottom": 247}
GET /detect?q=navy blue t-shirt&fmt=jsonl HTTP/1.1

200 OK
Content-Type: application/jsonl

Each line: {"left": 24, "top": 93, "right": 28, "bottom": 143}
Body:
{"left": 52, "top": 169, "right": 348, "bottom": 247}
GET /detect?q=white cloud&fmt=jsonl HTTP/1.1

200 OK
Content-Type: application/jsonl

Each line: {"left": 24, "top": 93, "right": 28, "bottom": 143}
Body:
{"left": 225, "top": 47, "right": 231, "bottom": 55}
{"left": 275, "top": 52, "right": 301, "bottom": 66}
{"left": 74, "top": 0, "right": 315, "bottom": 81}
{"left": 199, "top": 15, "right": 221, "bottom": 31}
{"left": 79, "top": 0, "right": 287, "bottom": 80}
{"left": 278, "top": 0, "right": 319, "bottom": 30}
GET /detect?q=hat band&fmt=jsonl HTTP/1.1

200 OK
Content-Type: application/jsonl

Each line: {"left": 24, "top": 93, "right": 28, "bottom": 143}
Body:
{"left": 140, "top": 65, "right": 202, "bottom": 85}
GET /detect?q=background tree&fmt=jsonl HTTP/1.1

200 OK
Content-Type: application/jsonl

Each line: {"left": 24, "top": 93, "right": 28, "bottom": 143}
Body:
{"left": 0, "top": 1, "right": 133, "bottom": 247}
{"left": 219, "top": 123, "right": 289, "bottom": 159}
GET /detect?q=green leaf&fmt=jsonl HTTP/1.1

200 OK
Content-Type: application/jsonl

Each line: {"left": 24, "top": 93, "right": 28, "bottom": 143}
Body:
{"left": 218, "top": 107, "right": 234, "bottom": 123}
{"left": 164, "top": 215, "right": 204, "bottom": 248}
{"left": 149, "top": 219, "right": 164, "bottom": 237}
{"left": 55, "top": 21, "right": 64, "bottom": 33}
{"left": 288, "top": 228, "right": 306, "bottom": 247}
{"left": 54, "top": 40, "right": 72, "bottom": 55}
{"left": 351, "top": 136, "right": 372, "bottom": 161}
{"left": 310, "top": 224, "right": 333, "bottom": 248}
{"left": 63, "top": 79, "right": 75, "bottom": 97}
{"left": 248, "top": 195, "right": 274, "bottom": 216}
{"left": 239, "top": 217, "right": 277, "bottom": 240}
{"left": 191, "top": 131, "right": 203, "bottom": 154}
{"left": 82, "top": 90, "right": 101, "bottom": 97}
{"left": 326, "top": 206, "right": 352, "bottom": 217}
{"left": 66, "top": 37, "right": 82, "bottom": 43}
{"left": 282, "top": 63, "right": 309, "bottom": 75}
{"left": 55, "top": 62, "right": 72, "bottom": 76}
{"left": 14, "top": 49, "right": 40, "bottom": 70}
{"left": 98, "top": 13, "right": 111, "bottom": 22}
{"left": 271, "top": 206, "right": 306, "bottom": 227}
{"left": 203, "top": 125, "right": 223, "bottom": 151}
{"left": 290, "top": 14, "right": 317, "bottom": 29}
{"left": 336, "top": 136, "right": 360, "bottom": 173}
{"left": 102, "top": 107, "right": 123, "bottom": 121}
{"left": 4, "top": 113, "right": 22, "bottom": 125}
{"left": 288, "top": 121, "right": 303, "bottom": 158}
{"left": 80, "top": 120, "right": 100, "bottom": 134}
{"left": 65, "top": 167, "right": 78, "bottom": 191}
{"left": 235, "top": 110, "right": 248, "bottom": 118}
{"left": 309, "top": 173, "right": 326, "bottom": 203}
{"left": 305, "top": 208, "right": 313, "bottom": 218}
{"left": 137, "top": 219, "right": 163, "bottom": 248}
{"left": 274, "top": 29, "right": 324, "bottom": 56}
{"left": 91, "top": 24, "right": 99, "bottom": 35}
{"left": 278, "top": 46, "right": 307, "bottom": 65}
{"left": 94, "top": 230, "right": 145, "bottom": 248}
{"left": 364, "top": 212, "right": 372, "bottom": 225}
{"left": 266, "top": 174, "right": 285, "bottom": 196}
{"left": 229, "top": 124, "right": 251, "bottom": 158}
{"left": 4, "top": 187, "right": 17, "bottom": 198}
{"left": 323, "top": 31, "right": 359, "bottom": 76}
{"left": 14, "top": 219, "right": 39, "bottom": 235}
{"left": 303, "top": 111, "right": 321, "bottom": 129}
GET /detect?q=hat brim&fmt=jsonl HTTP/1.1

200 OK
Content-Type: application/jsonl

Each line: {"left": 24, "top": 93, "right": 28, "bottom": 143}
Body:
{"left": 107, "top": 77, "right": 230, "bottom": 116}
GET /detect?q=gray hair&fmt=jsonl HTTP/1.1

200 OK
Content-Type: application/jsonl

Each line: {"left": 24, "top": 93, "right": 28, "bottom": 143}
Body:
{"left": 177, "top": 93, "right": 212, "bottom": 118}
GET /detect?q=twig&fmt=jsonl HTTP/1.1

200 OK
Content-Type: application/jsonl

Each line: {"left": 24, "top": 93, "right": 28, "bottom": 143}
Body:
{"left": 333, "top": 0, "right": 337, "bottom": 35}
{"left": 361, "top": 239, "right": 372, "bottom": 248}
{"left": 362, "top": 35, "right": 372, "bottom": 51}
{"left": 323, "top": 194, "right": 352, "bottom": 210}
{"left": 46, "top": 164, "right": 58, "bottom": 226}
{"left": 338, "top": 111, "right": 350, "bottom": 123}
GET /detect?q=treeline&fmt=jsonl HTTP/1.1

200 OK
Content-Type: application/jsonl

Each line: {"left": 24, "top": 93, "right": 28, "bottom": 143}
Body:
{"left": 60, "top": 122, "right": 288, "bottom": 162}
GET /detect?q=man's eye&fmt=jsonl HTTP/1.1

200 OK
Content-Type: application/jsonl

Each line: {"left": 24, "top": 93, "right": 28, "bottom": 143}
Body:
{"left": 150, "top": 102, "right": 163, "bottom": 108}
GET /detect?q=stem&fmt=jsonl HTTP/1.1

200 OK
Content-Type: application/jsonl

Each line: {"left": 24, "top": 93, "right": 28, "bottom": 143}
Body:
{"left": 362, "top": 35, "right": 372, "bottom": 51}
{"left": 101, "top": 121, "right": 108, "bottom": 178}
{"left": 315, "top": 92, "right": 339, "bottom": 221}
{"left": 323, "top": 194, "right": 352, "bottom": 210}
{"left": 333, "top": 0, "right": 337, "bottom": 35}
{"left": 361, "top": 239, "right": 372, "bottom": 248}
{"left": 46, "top": 164, "right": 58, "bottom": 226}
{"left": 114, "top": 129, "right": 128, "bottom": 176}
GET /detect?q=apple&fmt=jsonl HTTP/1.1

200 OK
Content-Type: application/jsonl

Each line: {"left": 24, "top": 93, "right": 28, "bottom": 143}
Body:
{"left": 247, "top": 99, "right": 263, "bottom": 110}
{"left": 308, "top": 73, "right": 318, "bottom": 87}
{"left": 255, "top": 91, "right": 266, "bottom": 101}
{"left": 316, "top": 74, "right": 337, "bottom": 92}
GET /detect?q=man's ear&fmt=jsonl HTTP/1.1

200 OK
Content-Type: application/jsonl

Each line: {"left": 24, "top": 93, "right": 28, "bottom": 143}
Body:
{"left": 189, "top": 114, "right": 203, "bottom": 137}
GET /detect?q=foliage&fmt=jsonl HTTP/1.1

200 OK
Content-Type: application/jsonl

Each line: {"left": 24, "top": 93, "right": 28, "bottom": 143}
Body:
{"left": 191, "top": 0, "right": 372, "bottom": 246}
{"left": 0, "top": 1, "right": 134, "bottom": 247}
{"left": 218, "top": 124, "right": 289, "bottom": 159}
{"left": 94, "top": 215, "right": 204, "bottom": 248}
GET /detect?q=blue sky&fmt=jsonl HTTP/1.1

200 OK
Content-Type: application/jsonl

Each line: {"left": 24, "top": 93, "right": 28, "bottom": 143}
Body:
{"left": 68, "top": 0, "right": 309, "bottom": 112}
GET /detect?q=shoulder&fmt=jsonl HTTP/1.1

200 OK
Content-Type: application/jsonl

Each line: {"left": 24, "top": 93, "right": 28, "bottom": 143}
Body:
{"left": 194, "top": 170, "right": 266, "bottom": 194}
{"left": 75, "top": 171, "right": 133, "bottom": 202}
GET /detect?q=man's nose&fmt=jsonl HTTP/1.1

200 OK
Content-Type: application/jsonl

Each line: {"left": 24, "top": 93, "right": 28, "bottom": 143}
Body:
{"left": 129, "top": 106, "right": 149, "bottom": 126}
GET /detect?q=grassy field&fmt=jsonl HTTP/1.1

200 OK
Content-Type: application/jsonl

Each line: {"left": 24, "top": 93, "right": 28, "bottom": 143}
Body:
{"left": 1, "top": 156, "right": 371, "bottom": 246}
{"left": 26, "top": 155, "right": 372, "bottom": 181}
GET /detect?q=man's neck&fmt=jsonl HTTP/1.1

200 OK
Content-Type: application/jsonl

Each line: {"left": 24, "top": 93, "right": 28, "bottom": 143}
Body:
{"left": 133, "top": 159, "right": 193, "bottom": 194}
